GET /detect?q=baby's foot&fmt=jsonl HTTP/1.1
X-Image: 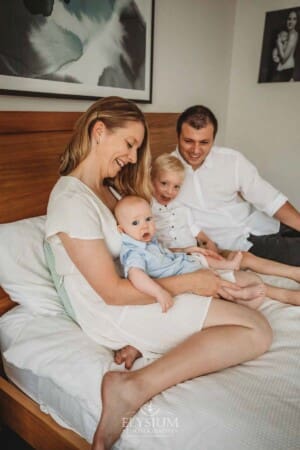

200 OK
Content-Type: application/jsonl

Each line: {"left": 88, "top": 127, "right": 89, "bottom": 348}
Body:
{"left": 225, "top": 282, "right": 266, "bottom": 301}
{"left": 114, "top": 345, "right": 142, "bottom": 369}
{"left": 223, "top": 251, "right": 243, "bottom": 270}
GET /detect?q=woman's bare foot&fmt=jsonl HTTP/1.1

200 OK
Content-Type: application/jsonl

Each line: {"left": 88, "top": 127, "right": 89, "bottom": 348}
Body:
{"left": 92, "top": 371, "right": 145, "bottom": 450}
{"left": 225, "top": 282, "right": 266, "bottom": 301}
{"left": 114, "top": 345, "right": 142, "bottom": 369}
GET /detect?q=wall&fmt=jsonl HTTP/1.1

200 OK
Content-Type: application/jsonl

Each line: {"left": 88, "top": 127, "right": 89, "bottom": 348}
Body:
{"left": 226, "top": 0, "right": 300, "bottom": 207}
{"left": 0, "top": 0, "right": 236, "bottom": 142}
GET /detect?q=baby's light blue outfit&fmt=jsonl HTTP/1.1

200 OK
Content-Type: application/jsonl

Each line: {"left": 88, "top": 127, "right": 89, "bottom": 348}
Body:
{"left": 120, "top": 233, "right": 202, "bottom": 279}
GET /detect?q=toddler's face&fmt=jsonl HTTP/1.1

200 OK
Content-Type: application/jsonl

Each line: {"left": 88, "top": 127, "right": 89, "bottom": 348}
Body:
{"left": 118, "top": 201, "right": 155, "bottom": 242}
{"left": 152, "top": 170, "right": 184, "bottom": 205}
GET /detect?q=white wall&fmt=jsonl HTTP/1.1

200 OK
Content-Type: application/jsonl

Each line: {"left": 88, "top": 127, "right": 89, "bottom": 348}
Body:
{"left": 0, "top": 0, "right": 236, "bottom": 141}
{"left": 226, "top": 0, "right": 300, "bottom": 207}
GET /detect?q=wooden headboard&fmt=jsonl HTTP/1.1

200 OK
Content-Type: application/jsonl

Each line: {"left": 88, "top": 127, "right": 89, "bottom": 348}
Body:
{"left": 0, "top": 110, "right": 178, "bottom": 314}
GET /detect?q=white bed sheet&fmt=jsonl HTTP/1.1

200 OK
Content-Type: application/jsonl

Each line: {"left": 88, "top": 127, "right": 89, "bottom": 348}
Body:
{"left": 1, "top": 275, "right": 300, "bottom": 450}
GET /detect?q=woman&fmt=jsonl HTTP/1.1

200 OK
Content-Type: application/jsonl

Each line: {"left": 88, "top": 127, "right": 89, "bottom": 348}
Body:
{"left": 45, "top": 96, "right": 272, "bottom": 450}
{"left": 272, "top": 10, "right": 299, "bottom": 82}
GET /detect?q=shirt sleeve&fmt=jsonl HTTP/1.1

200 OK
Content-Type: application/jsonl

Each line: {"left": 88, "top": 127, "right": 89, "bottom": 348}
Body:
{"left": 235, "top": 152, "right": 287, "bottom": 216}
{"left": 120, "top": 247, "right": 146, "bottom": 278}
{"left": 46, "top": 193, "right": 104, "bottom": 240}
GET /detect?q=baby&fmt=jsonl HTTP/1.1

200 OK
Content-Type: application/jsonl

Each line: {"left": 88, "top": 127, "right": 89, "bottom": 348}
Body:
{"left": 115, "top": 195, "right": 267, "bottom": 312}
{"left": 272, "top": 30, "right": 289, "bottom": 63}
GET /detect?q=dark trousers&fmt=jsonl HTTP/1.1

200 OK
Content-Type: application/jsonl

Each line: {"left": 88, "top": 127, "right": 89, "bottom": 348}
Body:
{"left": 248, "top": 224, "right": 300, "bottom": 266}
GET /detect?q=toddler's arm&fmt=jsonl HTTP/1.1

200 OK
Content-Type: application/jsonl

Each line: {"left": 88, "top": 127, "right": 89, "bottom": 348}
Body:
{"left": 128, "top": 267, "right": 174, "bottom": 313}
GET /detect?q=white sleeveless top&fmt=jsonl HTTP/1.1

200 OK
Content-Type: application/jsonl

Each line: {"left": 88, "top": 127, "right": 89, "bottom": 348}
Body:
{"left": 45, "top": 176, "right": 126, "bottom": 347}
{"left": 45, "top": 176, "right": 213, "bottom": 358}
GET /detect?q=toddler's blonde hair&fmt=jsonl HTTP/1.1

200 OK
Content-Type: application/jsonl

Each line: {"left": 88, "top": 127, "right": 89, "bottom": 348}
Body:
{"left": 151, "top": 153, "right": 185, "bottom": 180}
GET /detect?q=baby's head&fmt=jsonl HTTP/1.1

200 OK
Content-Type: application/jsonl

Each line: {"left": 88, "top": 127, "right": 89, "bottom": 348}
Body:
{"left": 115, "top": 195, "right": 155, "bottom": 242}
{"left": 278, "top": 30, "right": 288, "bottom": 44}
{"left": 151, "top": 153, "right": 185, "bottom": 205}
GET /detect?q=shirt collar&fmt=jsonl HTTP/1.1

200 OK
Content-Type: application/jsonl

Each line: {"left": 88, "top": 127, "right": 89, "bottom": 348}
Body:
{"left": 151, "top": 196, "right": 177, "bottom": 211}
{"left": 174, "top": 146, "right": 214, "bottom": 171}
{"left": 121, "top": 232, "right": 156, "bottom": 249}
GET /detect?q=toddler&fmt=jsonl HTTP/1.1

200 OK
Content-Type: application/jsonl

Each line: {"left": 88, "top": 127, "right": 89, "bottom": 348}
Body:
{"left": 151, "top": 153, "right": 300, "bottom": 287}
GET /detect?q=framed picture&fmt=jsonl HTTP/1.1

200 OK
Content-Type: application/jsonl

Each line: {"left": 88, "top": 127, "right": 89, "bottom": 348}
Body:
{"left": 0, "top": 0, "right": 155, "bottom": 103}
{"left": 258, "top": 6, "right": 300, "bottom": 83}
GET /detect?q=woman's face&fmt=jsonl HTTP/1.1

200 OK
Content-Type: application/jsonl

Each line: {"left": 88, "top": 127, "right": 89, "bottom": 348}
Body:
{"left": 99, "top": 121, "right": 145, "bottom": 178}
{"left": 287, "top": 11, "right": 297, "bottom": 31}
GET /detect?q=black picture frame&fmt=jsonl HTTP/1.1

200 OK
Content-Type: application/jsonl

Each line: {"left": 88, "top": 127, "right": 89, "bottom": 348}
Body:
{"left": 258, "top": 6, "right": 300, "bottom": 83}
{"left": 0, "top": 0, "right": 155, "bottom": 103}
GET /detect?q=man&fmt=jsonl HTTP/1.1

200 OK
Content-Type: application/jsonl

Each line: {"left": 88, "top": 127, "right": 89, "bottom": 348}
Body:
{"left": 172, "top": 105, "right": 300, "bottom": 265}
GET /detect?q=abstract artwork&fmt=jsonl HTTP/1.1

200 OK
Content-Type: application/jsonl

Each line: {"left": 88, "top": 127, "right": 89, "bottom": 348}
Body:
{"left": 0, "top": 0, "right": 154, "bottom": 102}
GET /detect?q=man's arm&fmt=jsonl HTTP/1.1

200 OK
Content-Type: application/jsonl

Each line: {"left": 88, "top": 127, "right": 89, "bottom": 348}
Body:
{"left": 274, "top": 201, "right": 300, "bottom": 232}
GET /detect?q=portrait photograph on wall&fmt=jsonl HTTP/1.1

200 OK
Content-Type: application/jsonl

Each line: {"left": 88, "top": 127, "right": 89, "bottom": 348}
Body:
{"left": 0, "top": 0, "right": 155, "bottom": 102}
{"left": 258, "top": 6, "right": 300, "bottom": 83}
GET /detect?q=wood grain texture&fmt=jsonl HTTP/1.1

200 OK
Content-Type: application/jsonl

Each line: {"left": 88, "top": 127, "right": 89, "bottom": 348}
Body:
{"left": 0, "top": 110, "right": 179, "bottom": 447}
{"left": 0, "top": 377, "right": 91, "bottom": 450}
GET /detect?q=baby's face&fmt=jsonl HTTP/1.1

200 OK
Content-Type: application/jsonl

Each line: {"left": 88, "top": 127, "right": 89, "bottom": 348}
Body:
{"left": 118, "top": 201, "right": 156, "bottom": 242}
{"left": 280, "top": 31, "right": 288, "bottom": 43}
{"left": 152, "top": 170, "right": 184, "bottom": 206}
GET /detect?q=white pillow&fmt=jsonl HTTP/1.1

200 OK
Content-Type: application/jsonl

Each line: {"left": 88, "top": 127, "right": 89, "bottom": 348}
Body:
{"left": 0, "top": 216, "right": 64, "bottom": 315}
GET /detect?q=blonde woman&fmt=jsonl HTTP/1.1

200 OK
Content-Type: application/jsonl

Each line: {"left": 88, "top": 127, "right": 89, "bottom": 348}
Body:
{"left": 45, "top": 97, "right": 272, "bottom": 450}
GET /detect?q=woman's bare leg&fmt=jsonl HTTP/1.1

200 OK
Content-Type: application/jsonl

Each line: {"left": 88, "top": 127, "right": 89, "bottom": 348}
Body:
{"left": 237, "top": 251, "right": 300, "bottom": 283}
{"left": 92, "top": 300, "right": 272, "bottom": 450}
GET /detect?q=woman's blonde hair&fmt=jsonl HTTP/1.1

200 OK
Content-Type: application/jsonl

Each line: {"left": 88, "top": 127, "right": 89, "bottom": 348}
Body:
{"left": 151, "top": 153, "right": 185, "bottom": 180}
{"left": 60, "top": 96, "right": 152, "bottom": 201}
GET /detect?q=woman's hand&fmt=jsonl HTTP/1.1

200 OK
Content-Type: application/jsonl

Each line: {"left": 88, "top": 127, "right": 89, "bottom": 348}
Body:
{"left": 187, "top": 269, "right": 241, "bottom": 299}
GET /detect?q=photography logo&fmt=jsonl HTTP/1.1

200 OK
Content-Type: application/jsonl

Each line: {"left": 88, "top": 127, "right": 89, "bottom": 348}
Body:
{"left": 122, "top": 401, "right": 179, "bottom": 438}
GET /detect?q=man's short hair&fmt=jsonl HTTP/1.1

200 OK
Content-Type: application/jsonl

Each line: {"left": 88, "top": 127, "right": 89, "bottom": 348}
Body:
{"left": 176, "top": 105, "right": 218, "bottom": 138}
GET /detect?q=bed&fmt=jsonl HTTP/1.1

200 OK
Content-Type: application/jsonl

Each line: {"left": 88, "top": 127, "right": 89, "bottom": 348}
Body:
{"left": 0, "top": 111, "right": 300, "bottom": 450}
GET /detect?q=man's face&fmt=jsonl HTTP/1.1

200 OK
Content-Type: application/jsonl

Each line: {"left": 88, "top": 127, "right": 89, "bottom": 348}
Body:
{"left": 178, "top": 122, "right": 215, "bottom": 170}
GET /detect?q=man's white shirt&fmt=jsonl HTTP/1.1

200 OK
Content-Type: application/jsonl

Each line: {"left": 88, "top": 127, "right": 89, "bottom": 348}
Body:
{"left": 172, "top": 146, "right": 287, "bottom": 251}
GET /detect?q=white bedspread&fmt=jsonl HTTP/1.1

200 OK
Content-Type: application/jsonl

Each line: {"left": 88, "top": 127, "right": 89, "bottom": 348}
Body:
{"left": 1, "top": 275, "right": 300, "bottom": 449}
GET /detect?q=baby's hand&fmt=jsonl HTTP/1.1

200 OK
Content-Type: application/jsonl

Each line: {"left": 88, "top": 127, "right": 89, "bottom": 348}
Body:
{"left": 157, "top": 290, "right": 174, "bottom": 313}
